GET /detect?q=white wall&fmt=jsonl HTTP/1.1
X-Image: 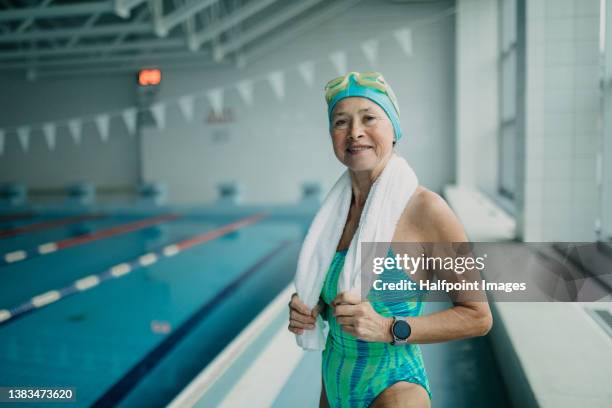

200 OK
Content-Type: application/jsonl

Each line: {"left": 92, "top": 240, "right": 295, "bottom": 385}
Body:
{"left": 455, "top": 0, "right": 499, "bottom": 192}
{"left": 141, "top": 0, "right": 457, "bottom": 204}
{"left": 0, "top": 73, "right": 139, "bottom": 189}
{"left": 522, "top": 0, "right": 600, "bottom": 241}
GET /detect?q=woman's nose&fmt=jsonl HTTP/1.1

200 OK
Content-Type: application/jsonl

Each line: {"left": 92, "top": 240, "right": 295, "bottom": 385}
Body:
{"left": 348, "top": 123, "right": 364, "bottom": 139}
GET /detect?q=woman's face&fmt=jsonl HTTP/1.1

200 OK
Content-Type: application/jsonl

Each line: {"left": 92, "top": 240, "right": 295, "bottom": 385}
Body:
{"left": 330, "top": 97, "right": 395, "bottom": 172}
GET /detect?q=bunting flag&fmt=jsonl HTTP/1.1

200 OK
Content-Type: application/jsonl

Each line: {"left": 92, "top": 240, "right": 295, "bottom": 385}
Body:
{"left": 42, "top": 123, "right": 56, "bottom": 151}
{"left": 121, "top": 107, "right": 138, "bottom": 136}
{"left": 68, "top": 119, "right": 82, "bottom": 145}
{"left": 236, "top": 79, "right": 254, "bottom": 106}
{"left": 17, "top": 126, "right": 30, "bottom": 153}
{"left": 297, "top": 60, "right": 316, "bottom": 88}
{"left": 178, "top": 96, "right": 195, "bottom": 122}
{"left": 329, "top": 50, "right": 347, "bottom": 76}
{"left": 361, "top": 39, "right": 379, "bottom": 67}
{"left": 151, "top": 103, "right": 166, "bottom": 130}
{"left": 206, "top": 88, "right": 224, "bottom": 117}
{"left": 267, "top": 70, "right": 285, "bottom": 101}
{"left": 94, "top": 114, "right": 110, "bottom": 143}
{"left": 393, "top": 27, "right": 413, "bottom": 56}
{"left": 0, "top": 21, "right": 430, "bottom": 155}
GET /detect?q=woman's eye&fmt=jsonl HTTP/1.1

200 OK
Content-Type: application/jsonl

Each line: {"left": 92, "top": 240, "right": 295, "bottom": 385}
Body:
{"left": 334, "top": 120, "right": 347, "bottom": 127}
{"left": 364, "top": 116, "right": 376, "bottom": 122}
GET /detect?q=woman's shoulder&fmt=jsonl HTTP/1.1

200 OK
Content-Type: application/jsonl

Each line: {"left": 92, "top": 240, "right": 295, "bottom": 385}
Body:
{"left": 395, "top": 185, "right": 467, "bottom": 242}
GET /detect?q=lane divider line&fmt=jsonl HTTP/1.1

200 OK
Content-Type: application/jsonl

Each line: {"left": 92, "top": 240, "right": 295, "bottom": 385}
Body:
{"left": 1, "top": 214, "right": 180, "bottom": 266}
{"left": 4, "top": 250, "right": 26, "bottom": 263}
{"left": 0, "top": 213, "right": 266, "bottom": 326}
{"left": 0, "top": 214, "right": 106, "bottom": 239}
{"left": 37, "top": 242, "right": 58, "bottom": 254}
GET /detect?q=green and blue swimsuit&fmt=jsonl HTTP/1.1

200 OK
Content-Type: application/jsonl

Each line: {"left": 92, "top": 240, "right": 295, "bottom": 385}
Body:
{"left": 320, "top": 249, "right": 431, "bottom": 408}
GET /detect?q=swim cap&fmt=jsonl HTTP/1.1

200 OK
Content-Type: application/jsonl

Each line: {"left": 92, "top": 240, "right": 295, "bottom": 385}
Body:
{"left": 324, "top": 71, "right": 402, "bottom": 141}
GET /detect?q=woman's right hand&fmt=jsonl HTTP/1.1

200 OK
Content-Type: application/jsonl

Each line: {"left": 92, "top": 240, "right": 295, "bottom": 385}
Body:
{"left": 288, "top": 293, "right": 320, "bottom": 335}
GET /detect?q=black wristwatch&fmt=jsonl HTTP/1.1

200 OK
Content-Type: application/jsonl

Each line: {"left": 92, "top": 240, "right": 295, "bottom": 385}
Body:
{"left": 390, "top": 317, "right": 411, "bottom": 345}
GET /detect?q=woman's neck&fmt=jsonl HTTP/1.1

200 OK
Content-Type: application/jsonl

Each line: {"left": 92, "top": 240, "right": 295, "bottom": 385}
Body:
{"left": 349, "top": 153, "right": 393, "bottom": 207}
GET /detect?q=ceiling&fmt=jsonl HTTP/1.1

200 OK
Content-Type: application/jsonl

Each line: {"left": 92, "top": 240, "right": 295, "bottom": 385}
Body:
{"left": 0, "top": 0, "right": 363, "bottom": 78}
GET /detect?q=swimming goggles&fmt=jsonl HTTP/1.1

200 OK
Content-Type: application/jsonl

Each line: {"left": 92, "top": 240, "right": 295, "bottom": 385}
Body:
{"left": 324, "top": 71, "right": 400, "bottom": 116}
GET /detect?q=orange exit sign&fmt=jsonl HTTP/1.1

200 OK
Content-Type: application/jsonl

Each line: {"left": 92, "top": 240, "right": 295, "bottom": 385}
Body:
{"left": 138, "top": 69, "right": 161, "bottom": 86}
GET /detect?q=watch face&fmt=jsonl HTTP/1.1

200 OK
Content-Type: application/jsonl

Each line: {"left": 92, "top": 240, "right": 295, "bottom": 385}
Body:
{"left": 393, "top": 319, "right": 411, "bottom": 340}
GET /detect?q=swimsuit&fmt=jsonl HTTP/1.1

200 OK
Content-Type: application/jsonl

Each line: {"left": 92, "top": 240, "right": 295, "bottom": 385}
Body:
{"left": 320, "top": 248, "right": 431, "bottom": 408}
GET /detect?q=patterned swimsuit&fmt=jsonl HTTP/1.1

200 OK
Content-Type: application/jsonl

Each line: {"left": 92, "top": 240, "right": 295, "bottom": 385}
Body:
{"left": 320, "top": 249, "right": 431, "bottom": 408}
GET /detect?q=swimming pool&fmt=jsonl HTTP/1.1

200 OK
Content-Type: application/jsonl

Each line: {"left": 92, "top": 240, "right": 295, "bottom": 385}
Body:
{"left": 0, "top": 206, "right": 310, "bottom": 407}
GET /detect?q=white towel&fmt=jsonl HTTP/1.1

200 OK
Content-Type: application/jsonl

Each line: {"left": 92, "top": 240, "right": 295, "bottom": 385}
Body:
{"left": 293, "top": 153, "right": 419, "bottom": 350}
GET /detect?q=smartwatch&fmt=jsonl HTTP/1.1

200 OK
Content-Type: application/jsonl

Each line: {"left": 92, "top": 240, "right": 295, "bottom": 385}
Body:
{"left": 390, "top": 316, "right": 411, "bottom": 345}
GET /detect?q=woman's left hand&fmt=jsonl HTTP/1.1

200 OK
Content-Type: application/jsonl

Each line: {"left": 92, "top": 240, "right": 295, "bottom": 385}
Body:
{"left": 332, "top": 291, "right": 393, "bottom": 343}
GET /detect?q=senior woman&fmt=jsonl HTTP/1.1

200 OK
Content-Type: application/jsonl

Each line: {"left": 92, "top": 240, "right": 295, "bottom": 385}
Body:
{"left": 288, "top": 71, "right": 492, "bottom": 408}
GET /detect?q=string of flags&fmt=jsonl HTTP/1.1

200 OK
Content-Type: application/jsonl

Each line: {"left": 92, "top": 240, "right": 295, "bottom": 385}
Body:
{"left": 0, "top": 20, "right": 421, "bottom": 156}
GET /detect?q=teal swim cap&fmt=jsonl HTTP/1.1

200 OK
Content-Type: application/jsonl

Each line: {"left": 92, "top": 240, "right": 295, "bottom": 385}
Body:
{"left": 325, "top": 71, "right": 402, "bottom": 141}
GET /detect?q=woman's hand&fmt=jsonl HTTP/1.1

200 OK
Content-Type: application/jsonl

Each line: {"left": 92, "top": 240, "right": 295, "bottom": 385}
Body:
{"left": 288, "top": 293, "right": 322, "bottom": 335}
{"left": 332, "top": 291, "right": 393, "bottom": 343}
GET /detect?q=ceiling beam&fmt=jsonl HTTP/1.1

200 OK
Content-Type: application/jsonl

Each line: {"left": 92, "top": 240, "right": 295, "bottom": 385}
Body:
{"left": 0, "top": 49, "right": 212, "bottom": 70}
{"left": 14, "top": 0, "right": 54, "bottom": 33}
{"left": 102, "top": 6, "right": 150, "bottom": 54}
{"left": 113, "top": 0, "right": 147, "bottom": 18}
{"left": 0, "top": 2, "right": 115, "bottom": 23}
{"left": 156, "top": 0, "right": 218, "bottom": 37}
{"left": 191, "top": 0, "right": 279, "bottom": 50}
{"left": 215, "top": 0, "right": 325, "bottom": 59}
{"left": 0, "top": 22, "right": 152, "bottom": 43}
{"left": 244, "top": 0, "right": 363, "bottom": 64}
{"left": 0, "top": 38, "right": 185, "bottom": 60}
{"left": 65, "top": 13, "right": 102, "bottom": 48}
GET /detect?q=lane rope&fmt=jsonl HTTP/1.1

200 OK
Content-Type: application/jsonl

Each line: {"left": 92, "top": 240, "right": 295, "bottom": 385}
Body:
{"left": 0, "top": 212, "right": 267, "bottom": 326}
{"left": 0, "top": 214, "right": 106, "bottom": 239}
{"left": 1, "top": 213, "right": 180, "bottom": 266}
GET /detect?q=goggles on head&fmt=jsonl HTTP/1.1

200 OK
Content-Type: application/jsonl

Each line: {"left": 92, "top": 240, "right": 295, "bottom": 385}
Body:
{"left": 324, "top": 71, "right": 400, "bottom": 116}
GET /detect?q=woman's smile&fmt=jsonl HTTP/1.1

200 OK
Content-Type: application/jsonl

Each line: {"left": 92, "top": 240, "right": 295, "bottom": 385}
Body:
{"left": 346, "top": 144, "right": 374, "bottom": 155}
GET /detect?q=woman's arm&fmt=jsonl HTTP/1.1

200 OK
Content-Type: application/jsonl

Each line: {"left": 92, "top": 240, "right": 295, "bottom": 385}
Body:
{"left": 397, "top": 190, "right": 492, "bottom": 343}
{"left": 333, "top": 190, "right": 492, "bottom": 343}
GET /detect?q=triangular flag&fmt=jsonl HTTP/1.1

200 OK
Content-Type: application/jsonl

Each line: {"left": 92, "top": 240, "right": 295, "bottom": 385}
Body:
{"left": 151, "top": 103, "right": 166, "bottom": 130}
{"left": 329, "top": 50, "right": 347, "bottom": 76}
{"left": 0, "top": 129, "right": 4, "bottom": 156}
{"left": 266, "top": 70, "right": 285, "bottom": 101}
{"left": 68, "top": 119, "right": 82, "bottom": 145}
{"left": 361, "top": 39, "right": 379, "bottom": 66}
{"left": 393, "top": 28, "right": 413, "bottom": 56}
{"left": 42, "top": 122, "right": 56, "bottom": 151}
{"left": 206, "top": 88, "right": 224, "bottom": 117}
{"left": 178, "top": 96, "right": 195, "bottom": 122}
{"left": 236, "top": 79, "right": 254, "bottom": 106}
{"left": 17, "top": 126, "right": 30, "bottom": 152}
{"left": 121, "top": 107, "right": 137, "bottom": 136}
{"left": 94, "top": 114, "right": 110, "bottom": 143}
{"left": 297, "top": 61, "right": 315, "bottom": 88}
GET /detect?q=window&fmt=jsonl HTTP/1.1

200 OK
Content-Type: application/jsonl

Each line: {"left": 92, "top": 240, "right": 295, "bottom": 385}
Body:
{"left": 601, "top": 0, "right": 612, "bottom": 241}
{"left": 498, "top": 0, "right": 518, "bottom": 199}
